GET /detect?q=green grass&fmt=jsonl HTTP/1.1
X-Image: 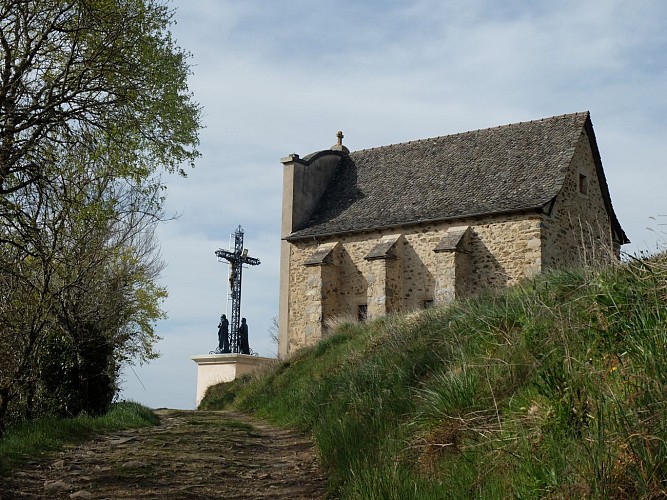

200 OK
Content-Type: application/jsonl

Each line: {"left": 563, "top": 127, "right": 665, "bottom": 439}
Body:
{"left": 202, "top": 253, "right": 667, "bottom": 498}
{"left": 0, "top": 401, "right": 159, "bottom": 475}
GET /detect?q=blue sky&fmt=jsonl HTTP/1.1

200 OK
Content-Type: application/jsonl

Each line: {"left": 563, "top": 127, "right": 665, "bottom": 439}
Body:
{"left": 120, "top": 0, "right": 667, "bottom": 409}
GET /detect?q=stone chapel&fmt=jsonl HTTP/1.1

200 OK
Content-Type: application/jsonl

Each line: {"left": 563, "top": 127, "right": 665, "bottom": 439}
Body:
{"left": 277, "top": 112, "right": 628, "bottom": 357}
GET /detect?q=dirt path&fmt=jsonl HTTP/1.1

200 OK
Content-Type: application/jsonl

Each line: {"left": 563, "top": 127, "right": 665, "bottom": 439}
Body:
{"left": 0, "top": 409, "right": 327, "bottom": 499}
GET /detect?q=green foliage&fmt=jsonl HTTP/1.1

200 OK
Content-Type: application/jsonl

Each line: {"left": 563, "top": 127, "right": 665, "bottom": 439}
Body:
{"left": 0, "top": 0, "right": 201, "bottom": 194}
{"left": 0, "top": 0, "right": 200, "bottom": 434}
{"left": 202, "top": 254, "right": 667, "bottom": 498}
{"left": 0, "top": 401, "right": 158, "bottom": 475}
{"left": 198, "top": 375, "right": 251, "bottom": 411}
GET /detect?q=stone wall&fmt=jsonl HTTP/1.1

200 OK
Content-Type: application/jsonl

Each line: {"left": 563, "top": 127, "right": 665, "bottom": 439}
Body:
{"left": 278, "top": 152, "right": 343, "bottom": 357}
{"left": 299, "top": 242, "right": 341, "bottom": 345}
{"left": 284, "top": 215, "right": 542, "bottom": 354}
{"left": 541, "top": 130, "right": 618, "bottom": 269}
{"left": 433, "top": 226, "right": 471, "bottom": 304}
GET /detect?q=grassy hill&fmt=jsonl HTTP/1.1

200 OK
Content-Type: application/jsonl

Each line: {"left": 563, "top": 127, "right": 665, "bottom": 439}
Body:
{"left": 201, "top": 254, "right": 667, "bottom": 498}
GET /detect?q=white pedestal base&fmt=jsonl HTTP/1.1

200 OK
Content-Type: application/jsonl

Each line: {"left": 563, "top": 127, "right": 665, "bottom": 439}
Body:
{"left": 191, "top": 353, "right": 274, "bottom": 407}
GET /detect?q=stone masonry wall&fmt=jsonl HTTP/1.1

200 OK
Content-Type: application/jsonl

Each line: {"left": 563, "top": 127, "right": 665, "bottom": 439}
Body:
{"left": 433, "top": 228, "right": 472, "bottom": 304}
{"left": 285, "top": 215, "right": 542, "bottom": 354}
{"left": 300, "top": 259, "right": 341, "bottom": 347}
{"left": 366, "top": 235, "right": 404, "bottom": 319}
{"left": 367, "top": 258, "right": 391, "bottom": 319}
{"left": 541, "top": 130, "right": 617, "bottom": 269}
{"left": 433, "top": 251, "right": 457, "bottom": 304}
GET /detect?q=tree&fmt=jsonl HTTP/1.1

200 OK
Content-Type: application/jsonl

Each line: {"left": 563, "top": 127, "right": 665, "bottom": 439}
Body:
{"left": 0, "top": 0, "right": 201, "bottom": 433}
{"left": 0, "top": 0, "right": 199, "bottom": 196}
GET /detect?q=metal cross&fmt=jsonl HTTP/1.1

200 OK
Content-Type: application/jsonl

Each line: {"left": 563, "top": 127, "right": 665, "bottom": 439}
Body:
{"left": 215, "top": 225, "right": 260, "bottom": 353}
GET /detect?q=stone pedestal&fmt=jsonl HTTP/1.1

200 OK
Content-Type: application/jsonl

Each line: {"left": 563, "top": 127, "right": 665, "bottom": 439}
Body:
{"left": 191, "top": 354, "right": 274, "bottom": 407}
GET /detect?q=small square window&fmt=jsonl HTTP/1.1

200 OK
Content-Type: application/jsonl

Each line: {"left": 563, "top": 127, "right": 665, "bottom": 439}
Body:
{"left": 579, "top": 174, "right": 588, "bottom": 195}
{"left": 357, "top": 304, "right": 368, "bottom": 322}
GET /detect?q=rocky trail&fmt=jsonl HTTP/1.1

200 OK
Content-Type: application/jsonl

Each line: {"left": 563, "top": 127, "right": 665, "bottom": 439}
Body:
{"left": 0, "top": 409, "right": 327, "bottom": 499}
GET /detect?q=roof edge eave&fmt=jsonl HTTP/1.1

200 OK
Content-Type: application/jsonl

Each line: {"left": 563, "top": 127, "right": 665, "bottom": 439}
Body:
{"left": 293, "top": 149, "right": 347, "bottom": 166}
{"left": 285, "top": 206, "right": 546, "bottom": 242}
{"left": 582, "top": 115, "right": 630, "bottom": 244}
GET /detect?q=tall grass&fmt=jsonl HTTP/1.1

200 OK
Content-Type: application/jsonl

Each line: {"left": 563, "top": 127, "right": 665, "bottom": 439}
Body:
{"left": 202, "top": 253, "right": 667, "bottom": 498}
{"left": 0, "top": 401, "right": 158, "bottom": 475}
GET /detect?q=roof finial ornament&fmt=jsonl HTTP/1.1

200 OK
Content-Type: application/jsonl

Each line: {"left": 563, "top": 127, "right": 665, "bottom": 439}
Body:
{"left": 331, "top": 130, "right": 349, "bottom": 154}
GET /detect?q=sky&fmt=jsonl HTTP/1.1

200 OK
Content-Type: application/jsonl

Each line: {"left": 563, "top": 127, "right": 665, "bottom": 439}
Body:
{"left": 120, "top": 0, "right": 667, "bottom": 409}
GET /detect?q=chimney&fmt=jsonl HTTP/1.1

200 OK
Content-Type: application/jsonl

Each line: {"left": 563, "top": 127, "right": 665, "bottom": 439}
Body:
{"left": 278, "top": 132, "right": 346, "bottom": 358}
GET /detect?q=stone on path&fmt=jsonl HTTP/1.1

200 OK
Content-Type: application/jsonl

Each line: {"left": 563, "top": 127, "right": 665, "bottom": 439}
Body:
{"left": 70, "top": 490, "right": 93, "bottom": 499}
{"left": 44, "top": 479, "right": 72, "bottom": 492}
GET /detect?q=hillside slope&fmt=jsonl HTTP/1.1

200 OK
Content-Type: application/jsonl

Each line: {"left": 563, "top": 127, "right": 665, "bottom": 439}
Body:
{"left": 202, "top": 254, "right": 667, "bottom": 498}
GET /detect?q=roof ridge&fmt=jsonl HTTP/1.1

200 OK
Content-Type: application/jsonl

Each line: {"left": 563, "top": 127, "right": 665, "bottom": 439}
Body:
{"left": 352, "top": 111, "right": 589, "bottom": 154}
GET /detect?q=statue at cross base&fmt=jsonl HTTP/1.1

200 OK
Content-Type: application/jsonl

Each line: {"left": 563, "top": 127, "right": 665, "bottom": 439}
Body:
{"left": 211, "top": 225, "right": 260, "bottom": 355}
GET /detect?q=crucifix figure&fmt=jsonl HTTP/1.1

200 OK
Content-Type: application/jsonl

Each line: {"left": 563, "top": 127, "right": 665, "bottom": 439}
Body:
{"left": 215, "top": 225, "right": 260, "bottom": 354}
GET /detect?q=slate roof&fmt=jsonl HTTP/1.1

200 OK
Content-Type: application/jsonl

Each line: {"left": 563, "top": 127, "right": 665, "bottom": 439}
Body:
{"left": 288, "top": 112, "right": 628, "bottom": 243}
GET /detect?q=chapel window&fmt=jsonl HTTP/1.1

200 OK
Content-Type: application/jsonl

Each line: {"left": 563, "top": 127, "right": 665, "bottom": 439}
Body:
{"left": 579, "top": 173, "right": 588, "bottom": 195}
